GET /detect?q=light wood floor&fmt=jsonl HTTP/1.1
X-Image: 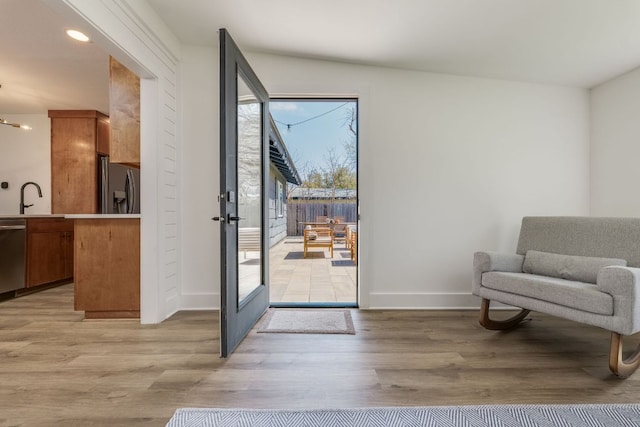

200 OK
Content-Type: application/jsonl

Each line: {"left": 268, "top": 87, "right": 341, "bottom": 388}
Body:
{"left": 2, "top": 284, "right": 640, "bottom": 426}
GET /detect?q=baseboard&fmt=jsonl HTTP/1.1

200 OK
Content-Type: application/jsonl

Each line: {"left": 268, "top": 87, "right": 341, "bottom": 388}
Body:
{"left": 165, "top": 290, "right": 180, "bottom": 314}
{"left": 366, "top": 292, "right": 515, "bottom": 310}
{"left": 180, "top": 292, "right": 220, "bottom": 310}
{"left": 177, "top": 291, "right": 514, "bottom": 311}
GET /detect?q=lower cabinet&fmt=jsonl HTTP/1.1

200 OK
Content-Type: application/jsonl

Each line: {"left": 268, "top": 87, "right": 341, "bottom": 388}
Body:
{"left": 26, "top": 218, "right": 74, "bottom": 287}
{"left": 74, "top": 218, "right": 140, "bottom": 319}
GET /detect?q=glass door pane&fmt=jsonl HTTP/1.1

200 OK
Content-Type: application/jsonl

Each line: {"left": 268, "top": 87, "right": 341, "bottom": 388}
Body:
{"left": 237, "top": 74, "right": 263, "bottom": 304}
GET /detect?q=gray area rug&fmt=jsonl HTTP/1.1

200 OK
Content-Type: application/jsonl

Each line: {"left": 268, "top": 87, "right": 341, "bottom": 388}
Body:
{"left": 166, "top": 404, "right": 640, "bottom": 427}
{"left": 257, "top": 309, "right": 355, "bottom": 334}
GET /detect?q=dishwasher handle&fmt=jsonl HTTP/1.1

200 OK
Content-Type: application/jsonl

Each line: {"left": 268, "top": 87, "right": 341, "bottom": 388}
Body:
{"left": 0, "top": 225, "right": 26, "bottom": 231}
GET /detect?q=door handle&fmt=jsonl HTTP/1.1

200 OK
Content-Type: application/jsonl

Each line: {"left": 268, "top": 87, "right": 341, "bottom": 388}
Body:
{"left": 212, "top": 215, "right": 244, "bottom": 222}
{"left": 0, "top": 225, "right": 26, "bottom": 230}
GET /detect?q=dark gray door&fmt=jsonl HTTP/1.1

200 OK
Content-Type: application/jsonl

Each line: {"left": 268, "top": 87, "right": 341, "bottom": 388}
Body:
{"left": 216, "top": 29, "right": 269, "bottom": 357}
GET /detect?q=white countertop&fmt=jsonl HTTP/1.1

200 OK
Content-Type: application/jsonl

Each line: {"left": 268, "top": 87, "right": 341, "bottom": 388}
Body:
{"left": 65, "top": 214, "right": 141, "bottom": 219}
{"left": 0, "top": 214, "right": 66, "bottom": 219}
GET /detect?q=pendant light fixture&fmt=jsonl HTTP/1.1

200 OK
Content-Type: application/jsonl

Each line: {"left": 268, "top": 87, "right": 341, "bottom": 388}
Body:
{"left": 0, "top": 84, "right": 32, "bottom": 130}
{"left": 0, "top": 118, "right": 32, "bottom": 130}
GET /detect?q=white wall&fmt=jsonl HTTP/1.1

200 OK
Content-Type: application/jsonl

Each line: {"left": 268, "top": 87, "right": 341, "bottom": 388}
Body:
{"left": 0, "top": 114, "right": 51, "bottom": 215}
{"left": 179, "top": 49, "right": 591, "bottom": 309}
{"left": 590, "top": 67, "right": 640, "bottom": 216}
{"left": 179, "top": 45, "right": 219, "bottom": 309}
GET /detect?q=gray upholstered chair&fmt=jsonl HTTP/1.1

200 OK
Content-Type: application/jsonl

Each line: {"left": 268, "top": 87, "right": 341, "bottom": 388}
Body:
{"left": 473, "top": 217, "right": 640, "bottom": 377}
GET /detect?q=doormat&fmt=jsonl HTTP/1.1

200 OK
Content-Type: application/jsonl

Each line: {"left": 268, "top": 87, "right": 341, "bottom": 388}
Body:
{"left": 331, "top": 260, "right": 355, "bottom": 267}
{"left": 257, "top": 309, "right": 355, "bottom": 335}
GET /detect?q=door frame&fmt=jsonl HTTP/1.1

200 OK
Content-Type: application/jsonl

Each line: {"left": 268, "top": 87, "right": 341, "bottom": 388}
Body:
{"left": 269, "top": 96, "right": 360, "bottom": 309}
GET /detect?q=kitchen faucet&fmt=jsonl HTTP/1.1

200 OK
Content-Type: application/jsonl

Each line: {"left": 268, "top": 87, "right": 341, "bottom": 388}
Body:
{"left": 20, "top": 181, "right": 43, "bottom": 214}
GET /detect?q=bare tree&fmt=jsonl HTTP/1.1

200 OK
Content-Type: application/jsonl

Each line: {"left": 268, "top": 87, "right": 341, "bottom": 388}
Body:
{"left": 342, "top": 104, "right": 357, "bottom": 137}
{"left": 342, "top": 105, "right": 357, "bottom": 170}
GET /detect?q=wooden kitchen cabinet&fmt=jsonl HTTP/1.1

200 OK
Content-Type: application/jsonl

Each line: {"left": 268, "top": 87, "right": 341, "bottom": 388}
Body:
{"left": 109, "top": 57, "right": 140, "bottom": 166}
{"left": 49, "top": 110, "right": 109, "bottom": 214}
{"left": 26, "top": 218, "right": 74, "bottom": 288}
{"left": 96, "top": 115, "right": 111, "bottom": 156}
{"left": 74, "top": 218, "right": 140, "bottom": 319}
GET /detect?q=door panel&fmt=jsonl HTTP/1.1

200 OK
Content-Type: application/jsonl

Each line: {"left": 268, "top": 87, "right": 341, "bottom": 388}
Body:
{"left": 218, "top": 29, "right": 269, "bottom": 357}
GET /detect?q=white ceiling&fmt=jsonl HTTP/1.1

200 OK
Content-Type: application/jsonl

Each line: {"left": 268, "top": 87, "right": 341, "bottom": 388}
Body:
{"left": 3, "top": 0, "right": 640, "bottom": 115}
{"left": 146, "top": 0, "right": 640, "bottom": 88}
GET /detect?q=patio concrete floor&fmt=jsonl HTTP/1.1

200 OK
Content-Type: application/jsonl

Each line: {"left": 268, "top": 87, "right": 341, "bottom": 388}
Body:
{"left": 267, "top": 237, "right": 357, "bottom": 304}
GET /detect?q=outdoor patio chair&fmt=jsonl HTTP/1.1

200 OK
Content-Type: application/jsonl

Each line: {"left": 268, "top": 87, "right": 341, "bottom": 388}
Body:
{"left": 238, "top": 227, "right": 261, "bottom": 259}
{"left": 304, "top": 226, "right": 334, "bottom": 258}
{"left": 333, "top": 223, "right": 348, "bottom": 246}
{"left": 350, "top": 229, "right": 357, "bottom": 262}
{"left": 316, "top": 216, "right": 329, "bottom": 223}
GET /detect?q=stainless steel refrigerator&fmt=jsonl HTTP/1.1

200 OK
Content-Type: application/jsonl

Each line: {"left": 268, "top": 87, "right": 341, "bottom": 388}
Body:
{"left": 99, "top": 155, "right": 140, "bottom": 214}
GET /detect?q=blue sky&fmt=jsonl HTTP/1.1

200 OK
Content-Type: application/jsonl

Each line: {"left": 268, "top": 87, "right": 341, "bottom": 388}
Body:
{"left": 270, "top": 100, "right": 357, "bottom": 178}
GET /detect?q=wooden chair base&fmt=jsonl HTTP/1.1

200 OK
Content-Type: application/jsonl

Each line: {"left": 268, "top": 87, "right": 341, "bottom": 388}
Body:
{"left": 480, "top": 300, "right": 640, "bottom": 378}
{"left": 478, "top": 298, "right": 530, "bottom": 330}
{"left": 610, "top": 332, "right": 640, "bottom": 378}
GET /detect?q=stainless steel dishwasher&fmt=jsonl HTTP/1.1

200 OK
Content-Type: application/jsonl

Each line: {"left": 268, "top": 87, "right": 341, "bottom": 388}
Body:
{"left": 0, "top": 219, "right": 26, "bottom": 294}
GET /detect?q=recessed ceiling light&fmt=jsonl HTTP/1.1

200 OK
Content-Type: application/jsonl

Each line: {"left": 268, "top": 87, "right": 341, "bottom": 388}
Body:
{"left": 66, "top": 29, "right": 90, "bottom": 42}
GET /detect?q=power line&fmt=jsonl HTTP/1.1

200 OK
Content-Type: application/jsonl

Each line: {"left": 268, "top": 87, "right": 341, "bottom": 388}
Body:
{"left": 273, "top": 102, "right": 350, "bottom": 131}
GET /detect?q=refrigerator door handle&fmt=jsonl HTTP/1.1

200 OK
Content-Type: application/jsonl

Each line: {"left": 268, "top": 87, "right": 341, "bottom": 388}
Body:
{"left": 125, "top": 169, "right": 136, "bottom": 214}
{"left": 100, "top": 156, "right": 109, "bottom": 214}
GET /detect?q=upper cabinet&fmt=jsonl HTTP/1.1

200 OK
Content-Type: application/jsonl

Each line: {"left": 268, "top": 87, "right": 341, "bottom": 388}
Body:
{"left": 49, "top": 110, "right": 108, "bottom": 214}
{"left": 109, "top": 57, "right": 140, "bottom": 166}
{"left": 96, "top": 116, "right": 111, "bottom": 156}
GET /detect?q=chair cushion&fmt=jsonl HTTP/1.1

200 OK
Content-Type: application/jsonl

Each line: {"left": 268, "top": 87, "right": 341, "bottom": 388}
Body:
{"left": 522, "top": 250, "right": 627, "bottom": 284}
{"left": 312, "top": 237, "right": 332, "bottom": 243}
{"left": 481, "top": 271, "right": 613, "bottom": 316}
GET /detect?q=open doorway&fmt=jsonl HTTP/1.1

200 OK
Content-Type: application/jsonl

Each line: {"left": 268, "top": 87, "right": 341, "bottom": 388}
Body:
{"left": 265, "top": 99, "right": 358, "bottom": 307}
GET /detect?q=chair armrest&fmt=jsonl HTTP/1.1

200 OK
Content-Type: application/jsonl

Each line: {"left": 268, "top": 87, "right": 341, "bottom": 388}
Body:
{"left": 472, "top": 251, "right": 524, "bottom": 294}
{"left": 597, "top": 266, "right": 640, "bottom": 298}
{"left": 597, "top": 266, "right": 640, "bottom": 335}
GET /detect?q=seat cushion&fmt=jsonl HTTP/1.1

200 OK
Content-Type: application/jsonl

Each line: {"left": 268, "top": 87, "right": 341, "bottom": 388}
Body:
{"left": 481, "top": 272, "right": 613, "bottom": 316}
{"left": 307, "top": 237, "right": 332, "bottom": 246}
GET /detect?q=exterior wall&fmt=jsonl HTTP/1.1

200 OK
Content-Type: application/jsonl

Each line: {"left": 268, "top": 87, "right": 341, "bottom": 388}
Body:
{"left": 269, "top": 165, "right": 287, "bottom": 246}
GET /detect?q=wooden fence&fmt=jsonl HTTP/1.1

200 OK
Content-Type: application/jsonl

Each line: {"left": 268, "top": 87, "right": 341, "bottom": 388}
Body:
{"left": 286, "top": 201, "right": 357, "bottom": 236}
